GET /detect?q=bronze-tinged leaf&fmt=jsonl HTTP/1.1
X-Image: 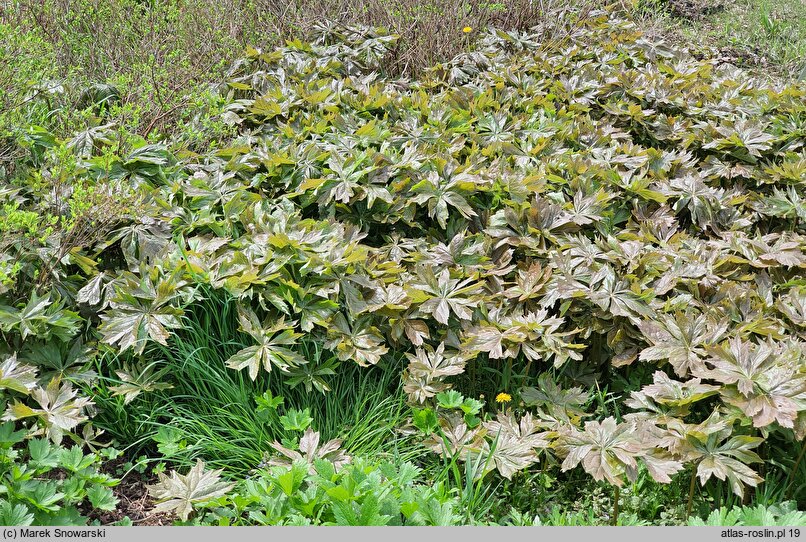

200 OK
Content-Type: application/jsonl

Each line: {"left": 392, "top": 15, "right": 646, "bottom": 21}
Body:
{"left": 483, "top": 412, "right": 550, "bottom": 479}
{"left": 0, "top": 353, "right": 38, "bottom": 395}
{"left": 2, "top": 378, "right": 93, "bottom": 445}
{"left": 557, "top": 417, "right": 644, "bottom": 487}
{"left": 700, "top": 338, "right": 806, "bottom": 429}
{"left": 641, "top": 371, "right": 720, "bottom": 407}
{"left": 638, "top": 312, "right": 728, "bottom": 377}
{"left": 267, "top": 427, "right": 351, "bottom": 474}
{"left": 146, "top": 459, "right": 234, "bottom": 521}
{"left": 521, "top": 373, "right": 589, "bottom": 424}
{"left": 224, "top": 307, "right": 305, "bottom": 380}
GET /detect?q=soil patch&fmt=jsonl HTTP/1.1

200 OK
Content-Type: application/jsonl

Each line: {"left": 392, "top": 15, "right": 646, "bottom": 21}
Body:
{"left": 665, "top": 0, "right": 725, "bottom": 20}
{"left": 81, "top": 458, "right": 173, "bottom": 526}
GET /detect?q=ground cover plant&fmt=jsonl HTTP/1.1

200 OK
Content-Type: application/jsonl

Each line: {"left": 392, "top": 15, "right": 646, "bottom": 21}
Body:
{"left": 0, "top": 0, "right": 805, "bottom": 527}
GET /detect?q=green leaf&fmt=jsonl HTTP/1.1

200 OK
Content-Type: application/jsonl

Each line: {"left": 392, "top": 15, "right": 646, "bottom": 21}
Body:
{"left": 255, "top": 390, "right": 284, "bottom": 412}
{"left": 0, "top": 422, "right": 27, "bottom": 448}
{"left": 87, "top": 485, "right": 119, "bottom": 511}
{"left": 279, "top": 408, "right": 313, "bottom": 432}
{"left": 59, "top": 446, "right": 96, "bottom": 472}
{"left": 152, "top": 427, "right": 187, "bottom": 457}
{"left": 0, "top": 500, "right": 34, "bottom": 525}
{"left": 274, "top": 461, "right": 307, "bottom": 496}
{"left": 436, "top": 390, "right": 464, "bottom": 410}
{"left": 28, "top": 439, "right": 60, "bottom": 470}
{"left": 412, "top": 408, "right": 438, "bottom": 435}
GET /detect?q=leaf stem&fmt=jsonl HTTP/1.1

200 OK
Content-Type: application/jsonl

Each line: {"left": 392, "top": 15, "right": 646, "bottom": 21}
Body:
{"left": 686, "top": 467, "right": 697, "bottom": 520}
{"left": 612, "top": 485, "right": 620, "bottom": 526}
{"left": 786, "top": 439, "right": 806, "bottom": 501}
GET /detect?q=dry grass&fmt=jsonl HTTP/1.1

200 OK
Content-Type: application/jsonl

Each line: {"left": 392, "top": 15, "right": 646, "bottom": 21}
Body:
{"left": 0, "top": 0, "right": 272, "bottom": 140}
{"left": 0, "top": 0, "right": 606, "bottom": 144}
{"left": 256, "top": 0, "right": 601, "bottom": 76}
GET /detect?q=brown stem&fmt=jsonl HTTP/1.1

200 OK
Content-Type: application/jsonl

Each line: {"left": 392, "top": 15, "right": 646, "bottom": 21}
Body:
{"left": 142, "top": 102, "right": 184, "bottom": 139}
{"left": 686, "top": 467, "right": 698, "bottom": 520}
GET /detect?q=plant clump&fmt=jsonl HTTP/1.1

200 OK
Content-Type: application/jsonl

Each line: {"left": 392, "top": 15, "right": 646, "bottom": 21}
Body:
{"left": 1, "top": 7, "right": 805, "bottom": 526}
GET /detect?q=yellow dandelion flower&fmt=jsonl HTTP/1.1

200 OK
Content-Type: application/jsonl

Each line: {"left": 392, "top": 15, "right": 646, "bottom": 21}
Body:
{"left": 462, "top": 26, "right": 473, "bottom": 34}
{"left": 495, "top": 392, "right": 512, "bottom": 404}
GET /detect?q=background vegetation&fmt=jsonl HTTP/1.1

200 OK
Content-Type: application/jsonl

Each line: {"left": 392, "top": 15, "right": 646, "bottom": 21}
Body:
{"left": 0, "top": 0, "right": 805, "bottom": 527}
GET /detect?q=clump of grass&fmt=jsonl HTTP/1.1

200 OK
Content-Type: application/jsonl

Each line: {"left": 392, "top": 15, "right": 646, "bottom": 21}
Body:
{"left": 91, "top": 290, "right": 418, "bottom": 475}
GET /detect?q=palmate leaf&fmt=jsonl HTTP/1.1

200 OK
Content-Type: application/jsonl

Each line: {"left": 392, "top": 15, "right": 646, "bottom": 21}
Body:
{"left": 324, "top": 313, "right": 388, "bottom": 367}
{"left": 661, "top": 175, "right": 729, "bottom": 231}
{"left": 640, "top": 371, "right": 720, "bottom": 408}
{"left": 411, "top": 267, "right": 481, "bottom": 325}
{"left": 409, "top": 169, "right": 477, "bottom": 230}
{"left": 330, "top": 495, "right": 389, "bottom": 526}
{"left": 403, "top": 343, "right": 466, "bottom": 403}
{"left": 109, "top": 363, "right": 174, "bottom": 404}
{"left": 463, "top": 324, "right": 526, "bottom": 360}
{"left": 520, "top": 373, "right": 589, "bottom": 424}
{"left": 19, "top": 339, "right": 97, "bottom": 385}
{"left": 285, "top": 357, "right": 339, "bottom": 393}
{"left": 267, "top": 427, "right": 351, "bottom": 474}
{"left": 107, "top": 218, "right": 172, "bottom": 268}
{"left": 777, "top": 287, "right": 806, "bottom": 328}
{"left": 391, "top": 318, "right": 430, "bottom": 347}
{"left": 0, "top": 293, "right": 82, "bottom": 343}
{"left": 703, "top": 119, "right": 777, "bottom": 160}
{"left": 747, "top": 234, "right": 806, "bottom": 268}
{"left": 99, "top": 271, "right": 187, "bottom": 355}
{"left": 754, "top": 186, "right": 806, "bottom": 221}
{"left": 699, "top": 338, "right": 806, "bottom": 429}
{"left": 419, "top": 231, "right": 489, "bottom": 273}
{"left": 2, "top": 378, "right": 93, "bottom": 444}
{"left": 87, "top": 485, "right": 119, "bottom": 512}
{"left": 558, "top": 417, "right": 644, "bottom": 486}
{"left": 566, "top": 189, "right": 611, "bottom": 226}
{"left": 423, "top": 413, "right": 488, "bottom": 458}
{"left": 504, "top": 261, "right": 552, "bottom": 302}
{"left": 282, "top": 286, "right": 339, "bottom": 332}
{"left": 225, "top": 305, "right": 306, "bottom": 380}
{"left": 66, "top": 123, "right": 115, "bottom": 158}
{"left": 486, "top": 197, "right": 570, "bottom": 251}
{"left": 588, "top": 269, "right": 655, "bottom": 323}
{"left": 679, "top": 425, "right": 764, "bottom": 499}
{"left": 403, "top": 372, "right": 450, "bottom": 405}
{"left": 638, "top": 311, "right": 729, "bottom": 377}
{"left": 0, "top": 501, "right": 34, "bottom": 526}
{"left": 483, "top": 412, "right": 550, "bottom": 479}
{"left": 146, "top": 459, "right": 235, "bottom": 521}
{"left": 279, "top": 409, "right": 313, "bottom": 435}
{"left": 464, "top": 309, "right": 584, "bottom": 366}
{"left": 100, "top": 305, "right": 183, "bottom": 355}
{"left": 0, "top": 353, "right": 38, "bottom": 395}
